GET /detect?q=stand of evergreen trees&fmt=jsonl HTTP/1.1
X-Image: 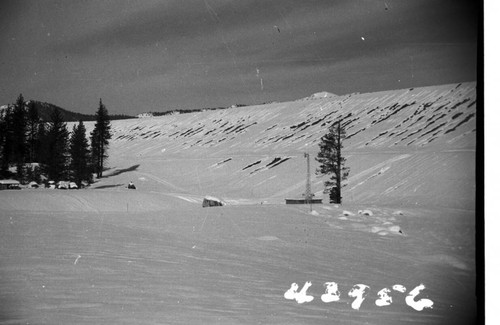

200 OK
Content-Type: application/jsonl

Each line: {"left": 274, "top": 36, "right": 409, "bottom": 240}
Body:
{"left": 0, "top": 94, "right": 112, "bottom": 187}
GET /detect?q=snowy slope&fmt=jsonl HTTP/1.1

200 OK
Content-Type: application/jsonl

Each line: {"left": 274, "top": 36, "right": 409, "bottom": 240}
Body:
{"left": 99, "top": 82, "right": 476, "bottom": 209}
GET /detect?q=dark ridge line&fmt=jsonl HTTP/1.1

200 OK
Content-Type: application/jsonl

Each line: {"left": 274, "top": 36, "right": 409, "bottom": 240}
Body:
{"left": 366, "top": 106, "right": 380, "bottom": 115}
{"left": 448, "top": 98, "right": 471, "bottom": 111}
{"left": 242, "top": 160, "right": 262, "bottom": 170}
{"left": 393, "top": 129, "right": 408, "bottom": 137}
{"left": 272, "top": 133, "right": 294, "bottom": 143}
{"left": 372, "top": 101, "right": 416, "bottom": 126}
{"left": 266, "top": 157, "right": 281, "bottom": 167}
{"left": 298, "top": 123, "right": 313, "bottom": 132}
{"left": 370, "top": 130, "right": 390, "bottom": 142}
{"left": 168, "top": 131, "right": 180, "bottom": 137}
{"left": 266, "top": 157, "right": 291, "bottom": 169}
{"left": 216, "top": 158, "right": 232, "bottom": 165}
{"left": 234, "top": 122, "right": 258, "bottom": 134}
{"left": 412, "top": 101, "right": 434, "bottom": 117}
{"left": 178, "top": 128, "right": 194, "bottom": 137}
{"left": 223, "top": 125, "right": 237, "bottom": 133}
{"left": 419, "top": 111, "right": 447, "bottom": 134}
{"left": 431, "top": 103, "right": 448, "bottom": 114}
{"left": 190, "top": 139, "right": 203, "bottom": 147}
{"left": 341, "top": 116, "right": 360, "bottom": 130}
{"left": 269, "top": 157, "right": 291, "bottom": 169}
{"left": 345, "top": 127, "right": 366, "bottom": 140}
{"left": 204, "top": 129, "right": 217, "bottom": 136}
{"left": 399, "top": 128, "right": 423, "bottom": 143}
{"left": 417, "top": 122, "right": 447, "bottom": 139}
{"left": 291, "top": 134, "right": 307, "bottom": 142}
{"left": 290, "top": 121, "right": 308, "bottom": 130}
{"left": 405, "top": 115, "right": 426, "bottom": 129}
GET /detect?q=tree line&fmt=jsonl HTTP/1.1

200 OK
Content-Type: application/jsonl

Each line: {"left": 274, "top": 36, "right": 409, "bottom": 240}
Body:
{"left": 0, "top": 94, "right": 112, "bottom": 187}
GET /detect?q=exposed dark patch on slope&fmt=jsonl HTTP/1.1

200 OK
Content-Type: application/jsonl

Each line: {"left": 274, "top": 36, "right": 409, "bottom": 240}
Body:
{"left": 444, "top": 113, "right": 476, "bottom": 135}
{"left": 242, "top": 160, "right": 261, "bottom": 170}
{"left": 345, "top": 127, "right": 366, "bottom": 140}
{"left": 216, "top": 158, "right": 232, "bottom": 166}
{"left": 447, "top": 98, "right": 471, "bottom": 111}
{"left": 266, "top": 157, "right": 291, "bottom": 169}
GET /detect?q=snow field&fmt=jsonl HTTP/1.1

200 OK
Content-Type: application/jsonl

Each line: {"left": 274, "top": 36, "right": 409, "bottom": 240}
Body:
{"left": 0, "top": 197, "right": 475, "bottom": 324}
{"left": 1, "top": 82, "right": 477, "bottom": 324}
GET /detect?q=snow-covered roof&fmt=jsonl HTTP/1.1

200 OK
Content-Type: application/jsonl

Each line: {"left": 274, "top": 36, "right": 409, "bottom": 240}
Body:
{"left": 0, "top": 179, "right": 20, "bottom": 185}
{"left": 203, "top": 196, "right": 224, "bottom": 203}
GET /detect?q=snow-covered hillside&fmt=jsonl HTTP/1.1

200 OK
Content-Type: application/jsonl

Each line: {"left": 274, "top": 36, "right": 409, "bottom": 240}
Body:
{"left": 100, "top": 82, "right": 476, "bottom": 209}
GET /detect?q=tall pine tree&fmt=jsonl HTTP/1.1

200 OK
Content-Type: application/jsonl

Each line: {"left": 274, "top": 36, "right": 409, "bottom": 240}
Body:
{"left": 12, "top": 94, "right": 27, "bottom": 181}
{"left": 26, "top": 101, "right": 41, "bottom": 163}
{"left": 0, "top": 106, "right": 13, "bottom": 177}
{"left": 316, "top": 120, "right": 350, "bottom": 204}
{"left": 36, "top": 122, "right": 49, "bottom": 166}
{"left": 45, "top": 108, "right": 69, "bottom": 182}
{"left": 90, "top": 99, "right": 111, "bottom": 178}
{"left": 69, "top": 121, "right": 92, "bottom": 187}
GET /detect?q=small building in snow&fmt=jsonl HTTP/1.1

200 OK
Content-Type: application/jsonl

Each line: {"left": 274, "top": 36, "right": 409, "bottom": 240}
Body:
{"left": 202, "top": 196, "right": 225, "bottom": 207}
{"left": 0, "top": 179, "right": 21, "bottom": 190}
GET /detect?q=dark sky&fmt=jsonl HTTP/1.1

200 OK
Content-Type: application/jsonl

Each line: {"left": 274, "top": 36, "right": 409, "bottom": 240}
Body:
{"left": 0, "top": 0, "right": 478, "bottom": 115}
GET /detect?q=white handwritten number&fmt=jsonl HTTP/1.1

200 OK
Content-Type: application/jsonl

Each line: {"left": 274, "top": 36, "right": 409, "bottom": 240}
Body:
{"left": 348, "top": 284, "right": 370, "bottom": 310}
{"left": 321, "top": 282, "right": 341, "bottom": 303}
{"left": 375, "top": 287, "right": 392, "bottom": 307}
{"left": 375, "top": 284, "right": 408, "bottom": 307}
{"left": 405, "top": 284, "right": 434, "bottom": 311}
{"left": 392, "top": 284, "right": 407, "bottom": 293}
{"left": 284, "top": 283, "right": 299, "bottom": 300}
{"left": 284, "top": 282, "right": 433, "bottom": 311}
{"left": 284, "top": 282, "right": 314, "bottom": 304}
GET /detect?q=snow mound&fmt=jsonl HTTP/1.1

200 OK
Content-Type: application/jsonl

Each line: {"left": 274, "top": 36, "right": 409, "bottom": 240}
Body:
{"left": 311, "top": 91, "right": 336, "bottom": 98}
{"left": 371, "top": 225, "right": 405, "bottom": 236}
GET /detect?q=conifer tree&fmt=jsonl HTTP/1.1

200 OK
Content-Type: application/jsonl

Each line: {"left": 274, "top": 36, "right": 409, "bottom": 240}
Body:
{"left": 26, "top": 101, "right": 40, "bottom": 163}
{"left": 90, "top": 99, "right": 111, "bottom": 178}
{"left": 316, "top": 120, "right": 350, "bottom": 204}
{"left": 12, "top": 94, "right": 27, "bottom": 180}
{"left": 45, "top": 108, "right": 69, "bottom": 181}
{"left": 69, "top": 121, "right": 92, "bottom": 187}
{"left": 36, "top": 122, "right": 48, "bottom": 166}
{"left": 0, "top": 106, "right": 13, "bottom": 177}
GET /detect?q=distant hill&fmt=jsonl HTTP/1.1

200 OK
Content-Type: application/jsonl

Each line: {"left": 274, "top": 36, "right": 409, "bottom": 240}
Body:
{"left": 0, "top": 101, "right": 135, "bottom": 122}
{"left": 138, "top": 105, "right": 248, "bottom": 118}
